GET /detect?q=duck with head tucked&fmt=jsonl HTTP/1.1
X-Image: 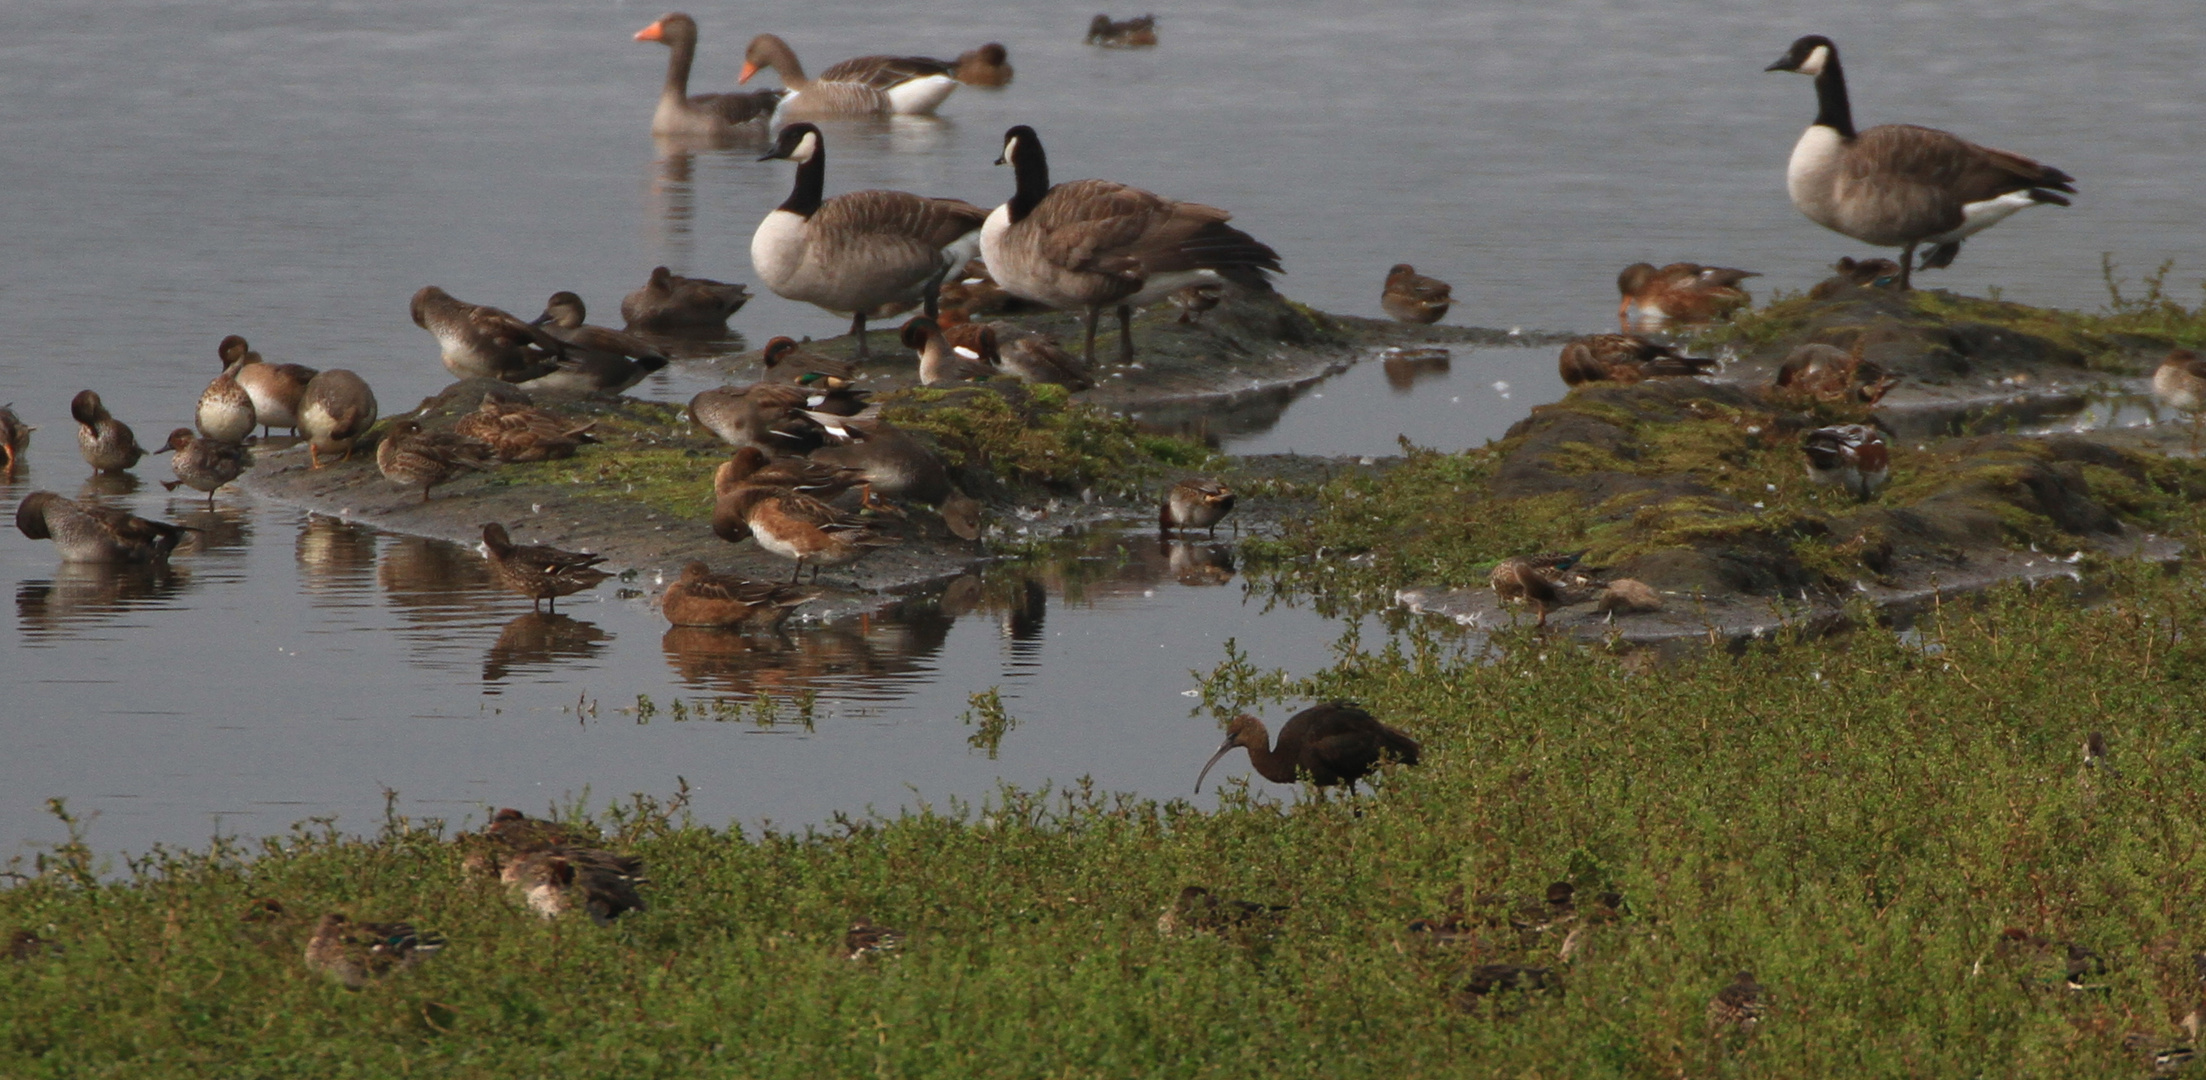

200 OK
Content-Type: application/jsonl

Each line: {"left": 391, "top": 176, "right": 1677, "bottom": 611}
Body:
{"left": 221, "top": 335, "right": 318, "bottom": 438}
{"left": 0, "top": 404, "right": 33, "bottom": 473}
{"left": 297, "top": 370, "right": 378, "bottom": 469}
{"left": 70, "top": 390, "right": 146, "bottom": 474}
{"left": 621, "top": 265, "right": 752, "bottom": 335}
{"left": 195, "top": 341, "right": 257, "bottom": 444}
{"left": 15, "top": 491, "right": 189, "bottom": 564}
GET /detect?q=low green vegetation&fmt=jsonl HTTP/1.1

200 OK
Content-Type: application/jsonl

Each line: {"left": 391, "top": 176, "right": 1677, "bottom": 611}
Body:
{"left": 9, "top": 564, "right": 2206, "bottom": 1076}
{"left": 882, "top": 383, "right": 1215, "bottom": 497}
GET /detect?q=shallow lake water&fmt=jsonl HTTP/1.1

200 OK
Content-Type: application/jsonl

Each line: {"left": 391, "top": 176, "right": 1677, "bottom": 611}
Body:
{"left": 2, "top": 0, "right": 2202, "bottom": 857}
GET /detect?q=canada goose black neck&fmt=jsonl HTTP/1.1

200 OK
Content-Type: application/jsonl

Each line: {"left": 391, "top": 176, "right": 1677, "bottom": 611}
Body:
{"left": 1809, "top": 45, "right": 1855, "bottom": 138}
{"left": 1001, "top": 126, "right": 1050, "bottom": 224}
{"left": 766, "top": 124, "right": 826, "bottom": 217}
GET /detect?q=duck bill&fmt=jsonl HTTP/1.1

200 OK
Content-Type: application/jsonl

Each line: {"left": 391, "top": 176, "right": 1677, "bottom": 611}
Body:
{"left": 737, "top": 61, "right": 759, "bottom": 84}
{"left": 1193, "top": 739, "right": 1238, "bottom": 794}
{"left": 633, "top": 21, "right": 665, "bottom": 43}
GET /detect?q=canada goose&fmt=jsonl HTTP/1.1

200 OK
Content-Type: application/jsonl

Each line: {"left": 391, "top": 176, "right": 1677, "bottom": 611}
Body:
{"left": 1615, "top": 262, "right": 1756, "bottom": 332}
{"left": 620, "top": 266, "right": 751, "bottom": 335}
{"left": 1557, "top": 334, "right": 1718, "bottom": 386}
{"left": 410, "top": 286, "right": 569, "bottom": 383}
{"left": 633, "top": 13, "right": 785, "bottom": 141}
{"left": 738, "top": 34, "right": 955, "bottom": 119}
{"left": 752, "top": 123, "right": 986, "bottom": 358}
{"left": 982, "top": 125, "right": 1282, "bottom": 365}
{"left": 196, "top": 342, "right": 257, "bottom": 443}
{"left": 158, "top": 428, "right": 251, "bottom": 505}
{"left": 377, "top": 420, "right": 494, "bottom": 503}
{"left": 1766, "top": 35, "right": 2075, "bottom": 289}
{"left": 528, "top": 292, "right": 671, "bottom": 395}
{"left": 15, "top": 491, "right": 188, "bottom": 565}
{"left": 223, "top": 336, "right": 317, "bottom": 437}
{"left": 1801, "top": 423, "right": 1890, "bottom": 499}
{"left": 953, "top": 43, "right": 1013, "bottom": 87}
{"left": 1160, "top": 478, "right": 1235, "bottom": 537}
{"left": 901, "top": 316, "right": 992, "bottom": 386}
{"left": 1086, "top": 14, "right": 1157, "bottom": 47}
{"left": 0, "top": 404, "right": 30, "bottom": 472}
{"left": 1382, "top": 264, "right": 1452, "bottom": 324}
{"left": 296, "top": 369, "right": 379, "bottom": 469}
{"left": 70, "top": 390, "right": 146, "bottom": 473}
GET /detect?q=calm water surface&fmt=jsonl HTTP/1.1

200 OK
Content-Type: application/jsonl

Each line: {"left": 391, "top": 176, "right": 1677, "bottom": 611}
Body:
{"left": 2, "top": 0, "right": 2201, "bottom": 856}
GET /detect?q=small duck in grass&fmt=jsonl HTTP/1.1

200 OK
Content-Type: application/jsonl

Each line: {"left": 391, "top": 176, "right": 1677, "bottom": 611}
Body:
{"left": 1801, "top": 424, "right": 1890, "bottom": 499}
{"left": 1807, "top": 256, "right": 1903, "bottom": 299}
{"left": 480, "top": 522, "right": 612, "bottom": 612}
{"left": 451, "top": 396, "right": 598, "bottom": 463}
{"left": 661, "top": 561, "right": 818, "bottom": 629}
{"left": 501, "top": 847, "right": 649, "bottom": 925}
{"left": 1489, "top": 551, "right": 1586, "bottom": 627}
{"left": 1171, "top": 282, "right": 1222, "bottom": 324}
{"left": 1557, "top": 335, "right": 1719, "bottom": 387}
{"left": 842, "top": 919, "right": 906, "bottom": 960}
{"left": 304, "top": 913, "right": 445, "bottom": 989}
{"left": 1160, "top": 478, "right": 1235, "bottom": 537}
{"left": 71, "top": 390, "right": 146, "bottom": 473}
{"left": 1382, "top": 264, "right": 1452, "bottom": 324}
{"left": 1616, "top": 261, "right": 1757, "bottom": 332}
{"left": 376, "top": 420, "right": 494, "bottom": 503}
{"left": 159, "top": 428, "right": 251, "bottom": 505}
{"left": 15, "top": 491, "right": 189, "bottom": 564}
{"left": 0, "top": 404, "right": 35, "bottom": 473}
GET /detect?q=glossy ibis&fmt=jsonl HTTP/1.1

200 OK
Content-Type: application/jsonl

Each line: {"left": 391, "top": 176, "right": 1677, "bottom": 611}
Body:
{"left": 1194, "top": 701, "right": 1420, "bottom": 795}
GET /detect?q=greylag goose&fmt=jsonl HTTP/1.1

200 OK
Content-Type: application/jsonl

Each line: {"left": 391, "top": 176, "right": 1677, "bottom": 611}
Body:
{"left": 739, "top": 34, "right": 955, "bottom": 119}
{"left": 633, "top": 13, "right": 784, "bottom": 141}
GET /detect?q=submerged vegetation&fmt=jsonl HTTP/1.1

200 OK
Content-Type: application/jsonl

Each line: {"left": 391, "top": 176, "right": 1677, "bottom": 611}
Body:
{"left": 9, "top": 564, "right": 2206, "bottom": 1075}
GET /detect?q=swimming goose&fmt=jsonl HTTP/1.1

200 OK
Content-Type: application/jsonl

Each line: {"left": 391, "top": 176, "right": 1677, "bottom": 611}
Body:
{"left": 953, "top": 43, "right": 1013, "bottom": 87}
{"left": 196, "top": 342, "right": 257, "bottom": 443}
{"left": 620, "top": 266, "right": 752, "bottom": 335}
{"left": 1766, "top": 35, "right": 2075, "bottom": 289}
{"left": 1086, "top": 14, "right": 1157, "bottom": 47}
{"left": 902, "top": 316, "right": 992, "bottom": 386}
{"left": 752, "top": 123, "right": 987, "bottom": 358}
{"left": 71, "top": 390, "right": 146, "bottom": 473}
{"left": 982, "top": 125, "right": 1282, "bottom": 366}
{"left": 1615, "top": 262, "right": 1756, "bottom": 332}
{"left": 815, "top": 50, "right": 963, "bottom": 112}
{"left": 158, "top": 428, "right": 251, "bottom": 505}
{"left": 0, "top": 405, "right": 30, "bottom": 472}
{"left": 410, "top": 287, "right": 569, "bottom": 383}
{"left": 528, "top": 292, "right": 671, "bottom": 395}
{"left": 297, "top": 369, "right": 379, "bottom": 469}
{"left": 633, "top": 13, "right": 786, "bottom": 141}
{"left": 15, "top": 491, "right": 189, "bottom": 564}
{"left": 223, "top": 336, "right": 318, "bottom": 438}
{"left": 1382, "top": 264, "right": 1452, "bottom": 324}
{"left": 739, "top": 34, "right": 955, "bottom": 119}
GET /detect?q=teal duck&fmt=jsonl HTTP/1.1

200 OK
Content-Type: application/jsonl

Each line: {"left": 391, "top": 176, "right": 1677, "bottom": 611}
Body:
{"left": 303, "top": 913, "right": 445, "bottom": 989}
{"left": 662, "top": 560, "right": 818, "bottom": 628}
{"left": 805, "top": 416, "right": 978, "bottom": 537}
{"left": 1557, "top": 334, "right": 1718, "bottom": 387}
{"left": 158, "top": 428, "right": 252, "bottom": 505}
{"left": 842, "top": 919, "right": 907, "bottom": 960}
{"left": 451, "top": 396, "right": 597, "bottom": 462}
{"left": 528, "top": 292, "right": 671, "bottom": 395}
{"left": 1773, "top": 343, "right": 1897, "bottom": 406}
{"left": 1802, "top": 424, "right": 1890, "bottom": 499}
{"left": 16, "top": 491, "right": 187, "bottom": 564}
{"left": 760, "top": 336, "right": 856, "bottom": 384}
{"left": 480, "top": 522, "right": 612, "bottom": 611}
{"left": 1706, "top": 970, "right": 1766, "bottom": 1029}
{"left": 1594, "top": 578, "right": 1663, "bottom": 622}
{"left": 410, "top": 286, "right": 568, "bottom": 383}
{"left": 376, "top": 420, "right": 493, "bottom": 502}
{"left": 1382, "top": 264, "right": 1452, "bottom": 324}
{"left": 224, "top": 336, "right": 318, "bottom": 437}
{"left": 1156, "top": 886, "right": 1288, "bottom": 939}
{"left": 71, "top": 390, "right": 145, "bottom": 473}
{"left": 196, "top": 342, "right": 257, "bottom": 443}
{"left": 297, "top": 370, "right": 379, "bottom": 468}
{"left": 501, "top": 847, "right": 649, "bottom": 925}
{"left": 1160, "top": 478, "right": 1234, "bottom": 537}
{"left": 620, "top": 265, "right": 752, "bottom": 335}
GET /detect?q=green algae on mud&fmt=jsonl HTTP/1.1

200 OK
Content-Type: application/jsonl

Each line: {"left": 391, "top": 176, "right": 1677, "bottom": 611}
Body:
{"left": 10, "top": 565, "right": 2206, "bottom": 1077}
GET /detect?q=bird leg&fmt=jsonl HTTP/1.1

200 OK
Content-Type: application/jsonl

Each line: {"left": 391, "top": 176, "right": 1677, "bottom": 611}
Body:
{"left": 921, "top": 265, "right": 951, "bottom": 320}
{"left": 1117, "top": 304, "right": 1136, "bottom": 365}
{"left": 1081, "top": 305, "right": 1102, "bottom": 366}
{"left": 309, "top": 443, "right": 323, "bottom": 470}
{"left": 849, "top": 312, "right": 870, "bottom": 359}
{"left": 790, "top": 559, "right": 805, "bottom": 584}
{"left": 1897, "top": 243, "right": 1917, "bottom": 290}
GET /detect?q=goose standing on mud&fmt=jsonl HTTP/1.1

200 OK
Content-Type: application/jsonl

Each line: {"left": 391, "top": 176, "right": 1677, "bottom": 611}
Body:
{"left": 981, "top": 125, "right": 1282, "bottom": 366}
{"left": 751, "top": 123, "right": 987, "bottom": 358}
{"left": 739, "top": 34, "right": 956, "bottom": 119}
{"left": 1765, "top": 35, "right": 2074, "bottom": 289}
{"left": 633, "top": 13, "right": 785, "bottom": 141}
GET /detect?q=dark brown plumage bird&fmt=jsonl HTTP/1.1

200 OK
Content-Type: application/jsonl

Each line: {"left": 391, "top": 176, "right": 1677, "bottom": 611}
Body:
{"left": 452, "top": 396, "right": 598, "bottom": 463}
{"left": 1195, "top": 701, "right": 1420, "bottom": 794}
{"left": 1156, "top": 886, "right": 1288, "bottom": 939}
{"left": 1382, "top": 264, "right": 1452, "bottom": 324}
{"left": 1557, "top": 334, "right": 1718, "bottom": 387}
{"left": 1707, "top": 970, "right": 1766, "bottom": 1029}
{"left": 376, "top": 420, "right": 494, "bottom": 503}
{"left": 1616, "top": 262, "right": 1756, "bottom": 332}
{"left": 1085, "top": 13, "right": 1157, "bottom": 46}
{"left": 621, "top": 265, "right": 752, "bottom": 335}
{"left": 480, "top": 523, "right": 612, "bottom": 612}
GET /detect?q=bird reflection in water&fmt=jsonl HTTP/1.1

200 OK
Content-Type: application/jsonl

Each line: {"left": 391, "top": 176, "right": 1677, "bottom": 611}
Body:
{"left": 484, "top": 612, "right": 610, "bottom": 684}
{"left": 78, "top": 472, "right": 141, "bottom": 499}
{"left": 16, "top": 563, "right": 188, "bottom": 639}
{"left": 650, "top": 148, "right": 697, "bottom": 245}
{"left": 660, "top": 603, "right": 952, "bottom": 698}
{"left": 1165, "top": 541, "right": 1235, "bottom": 587}
{"left": 168, "top": 503, "right": 251, "bottom": 556}
{"left": 295, "top": 514, "right": 379, "bottom": 599}
{"left": 1381, "top": 346, "right": 1452, "bottom": 392}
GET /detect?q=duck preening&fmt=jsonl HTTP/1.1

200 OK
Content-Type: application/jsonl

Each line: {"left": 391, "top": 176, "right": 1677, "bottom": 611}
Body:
{"left": 1086, "top": 14, "right": 1157, "bottom": 47}
{"left": 1766, "top": 35, "right": 2074, "bottom": 289}
{"left": 223, "top": 336, "right": 318, "bottom": 438}
{"left": 196, "top": 340, "right": 257, "bottom": 443}
{"left": 410, "top": 286, "right": 569, "bottom": 383}
{"left": 159, "top": 428, "right": 251, "bottom": 505}
{"left": 1557, "top": 334, "right": 1718, "bottom": 386}
{"left": 0, "top": 405, "right": 31, "bottom": 472}
{"left": 1490, "top": 551, "right": 1587, "bottom": 627}
{"left": 15, "top": 491, "right": 189, "bottom": 565}
{"left": 661, "top": 560, "right": 819, "bottom": 629}
{"left": 71, "top": 390, "right": 146, "bottom": 473}
{"left": 1382, "top": 264, "right": 1452, "bottom": 324}
{"left": 982, "top": 125, "right": 1281, "bottom": 366}
{"left": 1160, "top": 478, "right": 1235, "bottom": 537}
{"left": 752, "top": 124, "right": 987, "bottom": 358}
{"left": 1194, "top": 701, "right": 1420, "bottom": 794}
{"left": 633, "top": 13, "right": 785, "bottom": 141}
{"left": 528, "top": 292, "right": 671, "bottom": 394}
{"left": 297, "top": 370, "right": 378, "bottom": 469}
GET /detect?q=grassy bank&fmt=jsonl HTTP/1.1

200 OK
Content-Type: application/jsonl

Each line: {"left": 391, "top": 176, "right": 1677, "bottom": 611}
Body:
{"left": 8, "top": 559, "right": 2206, "bottom": 1077}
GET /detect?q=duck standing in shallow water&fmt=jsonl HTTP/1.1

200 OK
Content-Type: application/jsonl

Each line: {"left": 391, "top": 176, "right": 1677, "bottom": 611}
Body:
{"left": 1382, "top": 264, "right": 1452, "bottom": 324}
{"left": 159, "top": 428, "right": 251, "bottom": 505}
{"left": 661, "top": 561, "right": 819, "bottom": 629}
{"left": 15, "top": 491, "right": 189, "bottom": 564}
{"left": 1160, "top": 478, "right": 1235, "bottom": 537}
{"left": 71, "top": 391, "right": 145, "bottom": 473}
{"left": 480, "top": 523, "right": 612, "bottom": 612}
{"left": 1194, "top": 702, "right": 1420, "bottom": 795}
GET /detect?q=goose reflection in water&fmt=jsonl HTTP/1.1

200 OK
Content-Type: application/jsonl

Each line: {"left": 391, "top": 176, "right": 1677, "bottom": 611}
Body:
{"left": 1165, "top": 541, "right": 1236, "bottom": 587}
{"left": 484, "top": 612, "right": 610, "bottom": 684}
{"left": 16, "top": 563, "right": 189, "bottom": 639}
{"left": 1382, "top": 346, "right": 1452, "bottom": 392}
{"left": 660, "top": 603, "right": 952, "bottom": 698}
{"left": 295, "top": 514, "right": 379, "bottom": 598}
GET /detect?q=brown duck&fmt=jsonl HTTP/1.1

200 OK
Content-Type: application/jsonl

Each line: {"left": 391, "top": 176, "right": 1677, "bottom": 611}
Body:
{"left": 480, "top": 522, "right": 612, "bottom": 611}
{"left": 376, "top": 420, "right": 494, "bottom": 503}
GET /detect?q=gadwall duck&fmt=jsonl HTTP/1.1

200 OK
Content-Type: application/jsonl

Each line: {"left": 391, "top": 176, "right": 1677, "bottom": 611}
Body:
{"left": 0, "top": 404, "right": 33, "bottom": 473}
{"left": 715, "top": 478, "right": 898, "bottom": 582}
{"left": 952, "top": 43, "right": 1013, "bottom": 87}
{"left": 660, "top": 560, "right": 818, "bottom": 628}
{"left": 410, "top": 286, "right": 569, "bottom": 383}
{"left": 1194, "top": 702, "right": 1420, "bottom": 795}
{"left": 620, "top": 266, "right": 752, "bottom": 335}
{"left": 15, "top": 491, "right": 188, "bottom": 564}
{"left": 1490, "top": 551, "right": 1586, "bottom": 627}
{"left": 753, "top": 124, "right": 986, "bottom": 358}
{"left": 70, "top": 390, "right": 146, "bottom": 473}
{"left": 1616, "top": 262, "right": 1757, "bottom": 332}
{"left": 1382, "top": 264, "right": 1452, "bottom": 324}
{"left": 983, "top": 125, "right": 1280, "bottom": 365}
{"left": 196, "top": 341, "right": 257, "bottom": 443}
{"left": 452, "top": 396, "right": 598, "bottom": 462}
{"left": 158, "top": 428, "right": 252, "bottom": 505}
{"left": 297, "top": 369, "right": 378, "bottom": 468}
{"left": 1160, "top": 478, "right": 1234, "bottom": 537}
{"left": 1086, "top": 14, "right": 1157, "bottom": 47}
{"left": 1802, "top": 424, "right": 1890, "bottom": 499}
{"left": 739, "top": 34, "right": 957, "bottom": 119}
{"left": 1767, "top": 35, "right": 2073, "bottom": 289}
{"left": 303, "top": 913, "right": 445, "bottom": 989}
{"left": 481, "top": 522, "right": 612, "bottom": 612}
{"left": 1557, "top": 334, "right": 1718, "bottom": 387}
{"left": 527, "top": 292, "right": 671, "bottom": 395}
{"left": 223, "top": 336, "right": 318, "bottom": 437}
{"left": 377, "top": 419, "right": 494, "bottom": 503}
{"left": 633, "top": 13, "right": 785, "bottom": 141}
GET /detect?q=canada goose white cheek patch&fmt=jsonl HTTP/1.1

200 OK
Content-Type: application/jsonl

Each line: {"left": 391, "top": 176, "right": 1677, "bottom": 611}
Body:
{"left": 1799, "top": 44, "right": 1829, "bottom": 75}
